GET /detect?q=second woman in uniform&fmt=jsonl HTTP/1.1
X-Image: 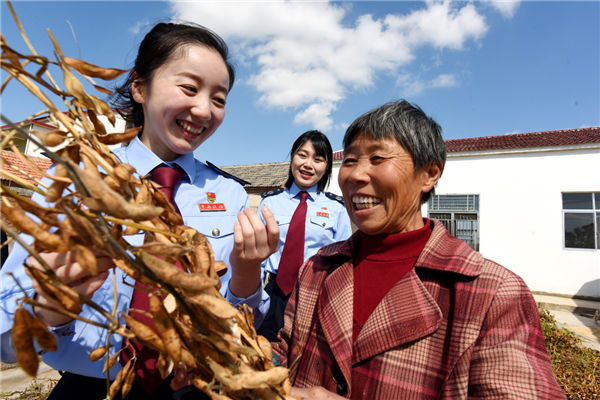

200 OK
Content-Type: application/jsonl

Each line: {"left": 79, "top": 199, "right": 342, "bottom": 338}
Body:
{"left": 257, "top": 130, "right": 352, "bottom": 341}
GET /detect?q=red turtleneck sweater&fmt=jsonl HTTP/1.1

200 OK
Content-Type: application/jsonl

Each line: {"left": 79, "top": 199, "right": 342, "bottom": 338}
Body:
{"left": 352, "top": 219, "right": 432, "bottom": 342}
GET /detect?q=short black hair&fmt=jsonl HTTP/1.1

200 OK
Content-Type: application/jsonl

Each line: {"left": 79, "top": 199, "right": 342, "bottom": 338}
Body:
{"left": 343, "top": 100, "right": 446, "bottom": 204}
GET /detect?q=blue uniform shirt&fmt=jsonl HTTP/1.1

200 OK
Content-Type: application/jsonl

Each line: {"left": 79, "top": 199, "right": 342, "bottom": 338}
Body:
{"left": 0, "top": 137, "right": 269, "bottom": 378}
{"left": 259, "top": 183, "right": 352, "bottom": 278}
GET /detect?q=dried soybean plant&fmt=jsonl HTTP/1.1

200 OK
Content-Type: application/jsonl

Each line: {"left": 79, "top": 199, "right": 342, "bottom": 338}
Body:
{"left": 1, "top": 4, "right": 292, "bottom": 400}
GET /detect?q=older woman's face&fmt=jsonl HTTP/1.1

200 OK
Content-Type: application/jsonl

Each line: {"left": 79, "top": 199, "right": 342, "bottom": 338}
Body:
{"left": 339, "top": 134, "right": 438, "bottom": 235}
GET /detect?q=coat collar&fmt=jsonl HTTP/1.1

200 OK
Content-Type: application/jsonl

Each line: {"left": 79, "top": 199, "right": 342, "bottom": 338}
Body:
{"left": 124, "top": 136, "right": 197, "bottom": 184}
{"left": 288, "top": 182, "right": 318, "bottom": 201}
{"left": 315, "top": 219, "right": 484, "bottom": 369}
{"left": 318, "top": 219, "right": 484, "bottom": 278}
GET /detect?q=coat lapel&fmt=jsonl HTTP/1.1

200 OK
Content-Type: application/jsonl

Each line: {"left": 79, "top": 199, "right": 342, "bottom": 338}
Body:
{"left": 353, "top": 268, "right": 443, "bottom": 364}
{"left": 318, "top": 260, "right": 354, "bottom": 386}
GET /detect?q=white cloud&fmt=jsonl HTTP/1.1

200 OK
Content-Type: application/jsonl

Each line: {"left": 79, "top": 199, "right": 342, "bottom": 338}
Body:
{"left": 431, "top": 74, "right": 458, "bottom": 88}
{"left": 505, "top": 129, "right": 520, "bottom": 135}
{"left": 294, "top": 102, "right": 337, "bottom": 131}
{"left": 170, "top": 1, "right": 490, "bottom": 131}
{"left": 397, "top": 73, "right": 458, "bottom": 96}
{"left": 483, "top": 1, "right": 521, "bottom": 18}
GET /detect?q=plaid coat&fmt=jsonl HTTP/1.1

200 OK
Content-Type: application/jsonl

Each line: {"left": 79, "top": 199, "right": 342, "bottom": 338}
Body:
{"left": 272, "top": 220, "right": 565, "bottom": 399}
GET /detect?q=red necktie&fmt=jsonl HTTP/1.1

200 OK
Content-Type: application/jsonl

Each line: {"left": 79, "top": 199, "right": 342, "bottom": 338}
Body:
{"left": 120, "top": 164, "right": 185, "bottom": 394}
{"left": 276, "top": 191, "right": 309, "bottom": 296}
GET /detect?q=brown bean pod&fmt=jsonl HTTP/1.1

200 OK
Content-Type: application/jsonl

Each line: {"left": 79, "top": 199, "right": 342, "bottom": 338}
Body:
{"left": 27, "top": 313, "right": 57, "bottom": 352}
{"left": 97, "top": 126, "right": 141, "bottom": 145}
{"left": 72, "top": 244, "right": 99, "bottom": 276}
{"left": 89, "top": 346, "right": 108, "bottom": 362}
{"left": 2, "top": 206, "right": 68, "bottom": 253}
{"left": 109, "top": 358, "right": 132, "bottom": 399}
{"left": 149, "top": 294, "right": 181, "bottom": 365}
{"left": 27, "top": 268, "right": 82, "bottom": 315}
{"left": 121, "top": 359, "right": 137, "bottom": 397}
{"left": 121, "top": 313, "right": 166, "bottom": 353}
{"left": 12, "top": 308, "right": 38, "bottom": 377}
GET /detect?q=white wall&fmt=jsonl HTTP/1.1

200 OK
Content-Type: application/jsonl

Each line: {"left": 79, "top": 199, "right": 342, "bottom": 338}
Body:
{"left": 331, "top": 146, "right": 600, "bottom": 297}
{"left": 432, "top": 146, "right": 600, "bottom": 298}
{"left": 329, "top": 161, "right": 343, "bottom": 196}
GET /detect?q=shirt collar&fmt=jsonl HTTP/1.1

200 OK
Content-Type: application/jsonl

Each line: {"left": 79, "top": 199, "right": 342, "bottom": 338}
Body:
{"left": 124, "top": 136, "right": 196, "bottom": 183}
{"left": 289, "top": 182, "right": 318, "bottom": 201}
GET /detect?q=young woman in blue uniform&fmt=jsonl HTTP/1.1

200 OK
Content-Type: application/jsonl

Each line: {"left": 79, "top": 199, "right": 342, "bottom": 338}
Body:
{"left": 257, "top": 130, "right": 352, "bottom": 341}
{"left": 0, "top": 22, "right": 278, "bottom": 399}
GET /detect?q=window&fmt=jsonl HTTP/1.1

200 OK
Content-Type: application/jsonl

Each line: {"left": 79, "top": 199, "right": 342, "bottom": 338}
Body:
{"left": 562, "top": 193, "right": 599, "bottom": 250}
{"left": 429, "top": 194, "right": 479, "bottom": 251}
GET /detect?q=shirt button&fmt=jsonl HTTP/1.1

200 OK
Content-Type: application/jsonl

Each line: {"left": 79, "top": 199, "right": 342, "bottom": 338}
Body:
{"left": 322, "top": 223, "right": 326, "bottom": 227}
{"left": 212, "top": 228, "right": 220, "bottom": 237}
{"left": 276, "top": 220, "right": 280, "bottom": 225}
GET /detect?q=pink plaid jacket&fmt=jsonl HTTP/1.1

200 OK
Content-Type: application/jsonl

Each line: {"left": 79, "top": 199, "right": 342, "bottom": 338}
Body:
{"left": 272, "top": 220, "right": 565, "bottom": 399}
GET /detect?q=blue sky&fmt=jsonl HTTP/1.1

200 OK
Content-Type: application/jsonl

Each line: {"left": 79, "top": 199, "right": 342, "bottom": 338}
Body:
{"left": 1, "top": 1, "right": 598, "bottom": 167}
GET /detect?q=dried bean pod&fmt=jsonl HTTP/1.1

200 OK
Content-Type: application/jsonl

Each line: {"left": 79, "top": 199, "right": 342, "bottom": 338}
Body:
{"left": 113, "top": 163, "right": 136, "bottom": 183}
{"left": 135, "top": 242, "right": 190, "bottom": 258}
{"left": 27, "top": 313, "right": 57, "bottom": 352}
{"left": 109, "top": 358, "right": 132, "bottom": 399}
{"left": 12, "top": 308, "right": 38, "bottom": 377}
{"left": 89, "top": 346, "right": 108, "bottom": 362}
{"left": 28, "top": 268, "right": 82, "bottom": 314}
{"left": 149, "top": 294, "right": 181, "bottom": 365}
{"left": 73, "top": 244, "right": 98, "bottom": 276}
{"left": 121, "top": 359, "right": 137, "bottom": 397}
{"left": 97, "top": 126, "right": 141, "bottom": 145}
{"left": 121, "top": 313, "right": 166, "bottom": 353}
{"left": 2, "top": 206, "right": 68, "bottom": 253}
{"left": 157, "top": 352, "right": 173, "bottom": 379}
{"left": 137, "top": 251, "right": 219, "bottom": 293}
{"left": 256, "top": 335, "right": 273, "bottom": 362}
{"left": 188, "top": 293, "right": 238, "bottom": 319}
{"left": 102, "top": 352, "right": 120, "bottom": 373}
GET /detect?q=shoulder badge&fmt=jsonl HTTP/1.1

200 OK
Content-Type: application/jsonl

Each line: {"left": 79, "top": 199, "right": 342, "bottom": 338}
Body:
{"left": 261, "top": 187, "right": 285, "bottom": 198}
{"left": 325, "top": 192, "right": 344, "bottom": 205}
{"left": 206, "top": 161, "right": 251, "bottom": 187}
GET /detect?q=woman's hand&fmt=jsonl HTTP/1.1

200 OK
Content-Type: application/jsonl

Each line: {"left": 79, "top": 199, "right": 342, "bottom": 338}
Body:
{"left": 291, "top": 386, "right": 346, "bottom": 400}
{"left": 170, "top": 365, "right": 194, "bottom": 391}
{"left": 26, "top": 248, "right": 115, "bottom": 327}
{"left": 229, "top": 206, "right": 279, "bottom": 298}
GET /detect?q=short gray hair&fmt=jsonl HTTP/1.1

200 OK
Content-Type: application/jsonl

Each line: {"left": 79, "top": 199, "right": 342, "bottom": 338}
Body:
{"left": 343, "top": 99, "right": 446, "bottom": 203}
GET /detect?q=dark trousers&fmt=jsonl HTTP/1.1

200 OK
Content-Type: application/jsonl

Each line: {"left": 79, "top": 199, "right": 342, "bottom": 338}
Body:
{"left": 47, "top": 372, "right": 208, "bottom": 400}
{"left": 257, "top": 273, "right": 291, "bottom": 342}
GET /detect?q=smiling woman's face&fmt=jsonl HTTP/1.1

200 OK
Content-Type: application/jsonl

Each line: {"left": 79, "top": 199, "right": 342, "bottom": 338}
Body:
{"left": 338, "top": 134, "right": 441, "bottom": 235}
{"left": 291, "top": 140, "right": 327, "bottom": 190}
{"left": 133, "top": 44, "right": 230, "bottom": 161}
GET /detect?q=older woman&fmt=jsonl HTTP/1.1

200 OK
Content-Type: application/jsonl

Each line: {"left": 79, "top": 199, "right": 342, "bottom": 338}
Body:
{"left": 272, "top": 100, "right": 566, "bottom": 399}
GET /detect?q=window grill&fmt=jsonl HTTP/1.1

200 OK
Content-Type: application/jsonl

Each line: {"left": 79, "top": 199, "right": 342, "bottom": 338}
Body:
{"left": 428, "top": 195, "right": 479, "bottom": 251}
{"left": 429, "top": 194, "right": 479, "bottom": 212}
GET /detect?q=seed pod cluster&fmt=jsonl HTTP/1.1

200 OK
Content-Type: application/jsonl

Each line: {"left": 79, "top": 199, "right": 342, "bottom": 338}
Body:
{"left": 1, "top": 12, "right": 293, "bottom": 400}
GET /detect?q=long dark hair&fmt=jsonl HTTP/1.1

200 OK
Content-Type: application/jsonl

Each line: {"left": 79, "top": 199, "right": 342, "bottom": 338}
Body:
{"left": 111, "top": 21, "right": 236, "bottom": 128}
{"left": 284, "top": 130, "right": 333, "bottom": 193}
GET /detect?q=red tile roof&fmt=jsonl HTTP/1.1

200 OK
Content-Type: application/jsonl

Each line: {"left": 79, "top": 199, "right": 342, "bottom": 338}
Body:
{"left": 332, "top": 127, "right": 600, "bottom": 159}
{"left": 1, "top": 151, "right": 52, "bottom": 185}
{"left": 445, "top": 127, "right": 600, "bottom": 153}
{"left": 1, "top": 117, "right": 57, "bottom": 131}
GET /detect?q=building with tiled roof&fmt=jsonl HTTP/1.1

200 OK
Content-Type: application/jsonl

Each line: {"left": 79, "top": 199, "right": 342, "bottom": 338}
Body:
{"left": 331, "top": 126, "right": 600, "bottom": 160}
{"left": 306, "top": 127, "right": 600, "bottom": 298}
{"left": 1, "top": 151, "right": 52, "bottom": 187}
{"left": 427, "top": 126, "right": 599, "bottom": 299}
{"left": 221, "top": 161, "right": 289, "bottom": 209}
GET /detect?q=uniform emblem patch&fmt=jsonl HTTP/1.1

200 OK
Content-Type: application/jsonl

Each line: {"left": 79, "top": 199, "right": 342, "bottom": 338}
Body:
{"left": 199, "top": 203, "right": 226, "bottom": 211}
{"left": 207, "top": 192, "right": 216, "bottom": 203}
